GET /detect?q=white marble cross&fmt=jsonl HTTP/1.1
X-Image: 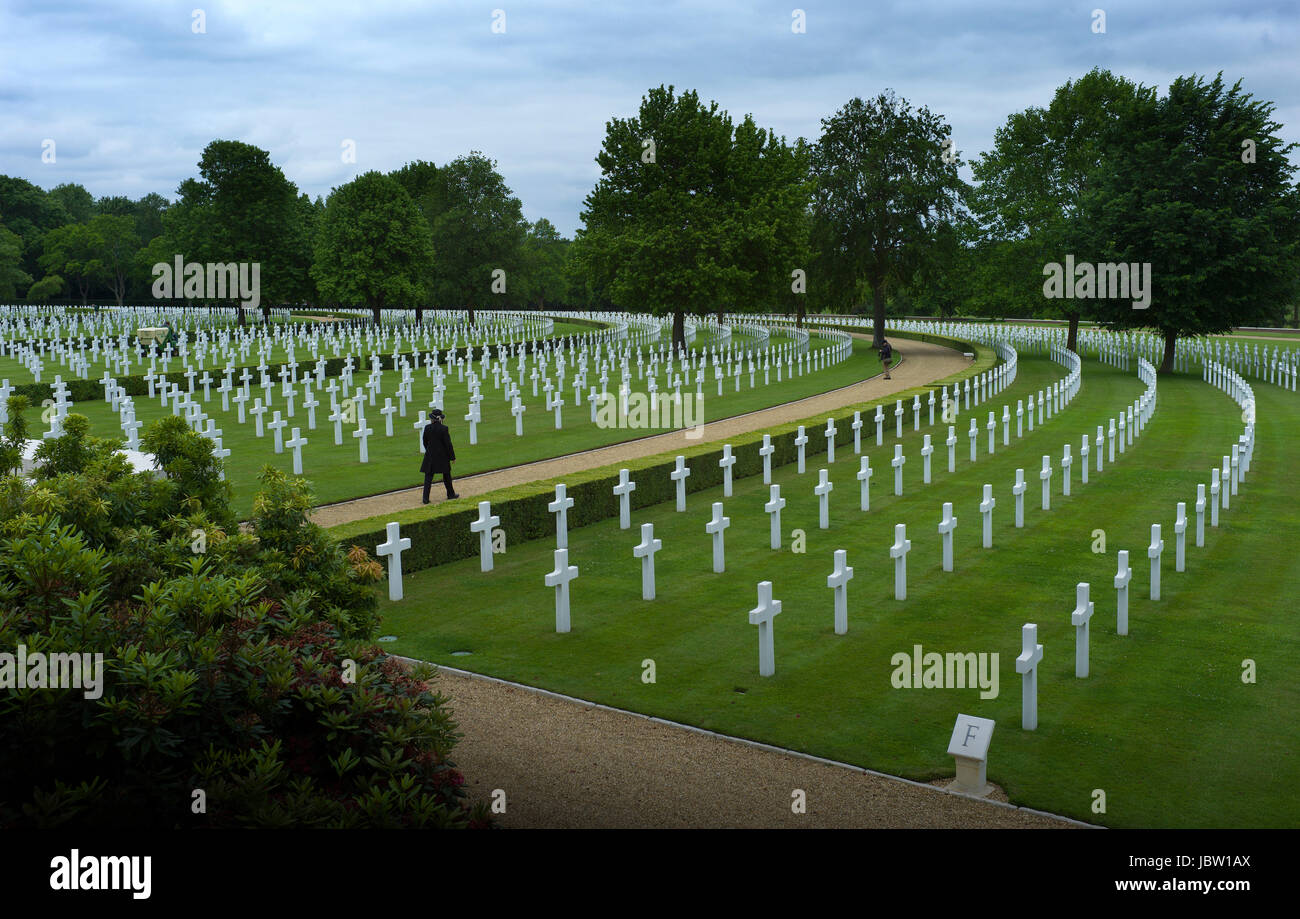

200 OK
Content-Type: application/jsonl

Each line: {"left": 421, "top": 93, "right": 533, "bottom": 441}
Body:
{"left": 760, "top": 434, "right": 775, "bottom": 484}
{"left": 269, "top": 411, "right": 287, "bottom": 453}
{"left": 806, "top": 467, "right": 826, "bottom": 532}
{"left": 857, "top": 455, "right": 872, "bottom": 511}
{"left": 614, "top": 468, "right": 636, "bottom": 529}
{"left": 719, "top": 444, "right": 736, "bottom": 497}
{"left": 1061, "top": 444, "right": 1072, "bottom": 496}
{"left": 1148, "top": 523, "right": 1164, "bottom": 601}
{"left": 986, "top": 410, "right": 996, "bottom": 455}
{"left": 511, "top": 399, "right": 526, "bottom": 436}
{"left": 251, "top": 399, "right": 267, "bottom": 437}
{"left": 380, "top": 398, "right": 397, "bottom": 436}
{"left": 851, "top": 411, "right": 863, "bottom": 454}
{"left": 1174, "top": 502, "right": 1188, "bottom": 572}
{"left": 891, "top": 444, "right": 905, "bottom": 496}
{"left": 765, "top": 483, "right": 786, "bottom": 550}
{"left": 827, "top": 548, "right": 854, "bottom": 635}
{"left": 1108, "top": 419, "right": 1117, "bottom": 464}
{"left": 1016, "top": 623, "right": 1044, "bottom": 730}
{"left": 1194, "top": 484, "right": 1206, "bottom": 547}
{"left": 706, "top": 502, "right": 730, "bottom": 573}
{"left": 1117, "top": 413, "right": 1126, "bottom": 454}
{"left": 1039, "top": 455, "right": 1052, "bottom": 510}
{"left": 979, "top": 483, "right": 996, "bottom": 548}
{"left": 920, "top": 434, "right": 933, "bottom": 484}
{"left": 1002, "top": 404, "right": 1010, "bottom": 445}
{"left": 937, "top": 502, "right": 957, "bottom": 572}
{"left": 413, "top": 411, "right": 427, "bottom": 453}
{"left": 946, "top": 425, "right": 957, "bottom": 473}
{"left": 1210, "top": 468, "right": 1221, "bottom": 527}
{"left": 353, "top": 423, "right": 373, "bottom": 463}
{"left": 874, "top": 405, "right": 884, "bottom": 446}
{"left": 670, "top": 455, "right": 691, "bottom": 512}
{"left": 633, "top": 522, "right": 661, "bottom": 600}
{"left": 470, "top": 501, "right": 500, "bottom": 572}
{"left": 1096, "top": 425, "right": 1104, "bottom": 473}
{"left": 1114, "top": 549, "right": 1132, "bottom": 635}
{"left": 1221, "top": 456, "right": 1231, "bottom": 510}
{"left": 1080, "top": 434, "right": 1090, "bottom": 485}
{"left": 968, "top": 417, "right": 979, "bottom": 463}
{"left": 1071, "top": 582, "right": 1094, "bottom": 678}
{"left": 1016, "top": 399, "right": 1024, "bottom": 437}
{"left": 825, "top": 418, "right": 837, "bottom": 463}
{"left": 328, "top": 403, "right": 344, "bottom": 445}
{"left": 748, "top": 580, "right": 782, "bottom": 677}
{"left": 375, "top": 521, "right": 412, "bottom": 602}
{"left": 889, "top": 523, "right": 911, "bottom": 601}
{"left": 548, "top": 483, "right": 574, "bottom": 548}
{"left": 894, "top": 399, "right": 904, "bottom": 438}
{"left": 287, "top": 427, "right": 307, "bottom": 475}
{"left": 794, "top": 425, "right": 809, "bottom": 474}
{"left": 545, "top": 547, "right": 579, "bottom": 633}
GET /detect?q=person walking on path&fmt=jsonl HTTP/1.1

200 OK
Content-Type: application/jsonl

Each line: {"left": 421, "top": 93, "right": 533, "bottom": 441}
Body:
{"left": 879, "top": 337, "right": 894, "bottom": 379}
{"left": 421, "top": 409, "right": 460, "bottom": 503}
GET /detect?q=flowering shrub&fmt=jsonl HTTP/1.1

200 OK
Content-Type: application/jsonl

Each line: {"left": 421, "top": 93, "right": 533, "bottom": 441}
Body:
{"left": 0, "top": 398, "right": 489, "bottom": 828}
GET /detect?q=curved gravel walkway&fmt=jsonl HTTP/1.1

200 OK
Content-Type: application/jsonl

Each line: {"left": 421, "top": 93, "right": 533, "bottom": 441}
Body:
{"left": 433, "top": 667, "right": 1082, "bottom": 829}
{"left": 312, "top": 336, "right": 969, "bottom": 528}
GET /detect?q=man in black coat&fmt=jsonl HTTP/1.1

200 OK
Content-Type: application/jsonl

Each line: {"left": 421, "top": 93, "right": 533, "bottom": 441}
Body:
{"left": 421, "top": 409, "right": 460, "bottom": 503}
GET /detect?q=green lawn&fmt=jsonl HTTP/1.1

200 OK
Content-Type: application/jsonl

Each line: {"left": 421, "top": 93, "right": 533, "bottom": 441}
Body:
{"left": 61, "top": 333, "right": 879, "bottom": 516}
{"left": 371, "top": 353, "right": 1298, "bottom": 828}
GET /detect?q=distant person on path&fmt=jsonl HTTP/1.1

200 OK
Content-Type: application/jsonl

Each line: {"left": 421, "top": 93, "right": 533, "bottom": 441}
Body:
{"left": 421, "top": 409, "right": 459, "bottom": 503}
{"left": 879, "top": 338, "right": 893, "bottom": 379}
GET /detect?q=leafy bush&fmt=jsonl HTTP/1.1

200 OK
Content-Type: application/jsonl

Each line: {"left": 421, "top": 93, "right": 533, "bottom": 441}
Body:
{"left": 0, "top": 404, "right": 488, "bottom": 828}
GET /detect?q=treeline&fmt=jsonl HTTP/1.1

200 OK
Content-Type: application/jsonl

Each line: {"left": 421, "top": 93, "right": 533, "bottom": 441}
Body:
{"left": 2, "top": 67, "right": 1298, "bottom": 371}
{"left": 0, "top": 145, "right": 590, "bottom": 316}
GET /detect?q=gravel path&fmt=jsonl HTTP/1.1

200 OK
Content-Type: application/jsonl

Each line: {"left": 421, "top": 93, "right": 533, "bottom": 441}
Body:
{"left": 312, "top": 336, "right": 969, "bottom": 528}
{"left": 434, "top": 668, "right": 1080, "bottom": 829}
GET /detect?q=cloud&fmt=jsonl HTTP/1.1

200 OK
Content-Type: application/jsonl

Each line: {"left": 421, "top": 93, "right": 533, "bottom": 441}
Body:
{"left": 1, "top": 0, "right": 1296, "bottom": 235}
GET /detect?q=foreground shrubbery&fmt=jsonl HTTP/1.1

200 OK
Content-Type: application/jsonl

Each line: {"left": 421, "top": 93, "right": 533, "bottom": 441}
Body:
{"left": 0, "top": 403, "right": 488, "bottom": 828}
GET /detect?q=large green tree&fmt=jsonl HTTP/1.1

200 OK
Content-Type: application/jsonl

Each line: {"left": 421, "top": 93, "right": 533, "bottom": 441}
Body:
{"left": 1081, "top": 74, "right": 1300, "bottom": 372}
{"left": 575, "top": 85, "right": 809, "bottom": 349}
{"left": 810, "top": 91, "right": 965, "bottom": 347}
{"left": 0, "top": 175, "right": 71, "bottom": 279}
{"left": 311, "top": 171, "right": 435, "bottom": 324}
{"left": 88, "top": 214, "right": 141, "bottom": 305}
{"left": 0, "top": 224, "right": 32, "bottom": 300}
{"left": 38, "top": 222, "right": 100, "bottom": 303}
{"left": 48, "top": 183, "right": 96, "bottom": 224}
{"left": 427, "top": 153, "right": 527, "bottom": 325}
{"left": 158, "top": 141, "right": 313, "bottom": 318}
{"left": 969, "top": 68, "right": 1143, "bottom": 349}
{"left": 521, "top": 218, "right": 569, "bottom": 310}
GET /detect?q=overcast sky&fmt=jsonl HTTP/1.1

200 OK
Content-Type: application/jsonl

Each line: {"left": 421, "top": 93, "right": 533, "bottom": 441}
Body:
{"left": 2, "top": 0, "right": 1296, "bottom": 236}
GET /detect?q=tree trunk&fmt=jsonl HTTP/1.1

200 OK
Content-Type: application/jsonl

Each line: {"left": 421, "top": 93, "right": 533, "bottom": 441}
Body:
{"left": 371, "top": 304, "right": 382, "bottom": 325}
{"left": 237, "top": 307, "right": 246, "bottom": 328}
{"left": 1066, "top": 311, "right": 1080, "bottom": 353}
{"left": 672, "top": 308, "right": 686, "bottom": 353}
{"left": 261, "top": 305, "right": 270, "bottom": 323}
{"left": 796, "top": 299, "right": 805, "bottom": 329}
{"left": 871, "top": 282, "right": 886, "bottom": 348}
{"left": 1159, "top": 327, "right": 1178, "bottom": 375}
{"left": 415, "top": 304, "right": 424, "bottom": 325}
{"left": 467, "top": 304, "right": 476, "bottom": 326}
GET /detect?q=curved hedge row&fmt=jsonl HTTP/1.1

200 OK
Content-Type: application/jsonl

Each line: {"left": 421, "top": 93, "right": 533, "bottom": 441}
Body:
{"left": 330, "top": 329, "right": 1002, "bottom": 574}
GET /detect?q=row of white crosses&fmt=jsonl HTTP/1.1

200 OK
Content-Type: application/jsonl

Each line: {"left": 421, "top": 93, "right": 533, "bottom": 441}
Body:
{"left": 1020, "top": 358, "right": 1258, "bottom": 731}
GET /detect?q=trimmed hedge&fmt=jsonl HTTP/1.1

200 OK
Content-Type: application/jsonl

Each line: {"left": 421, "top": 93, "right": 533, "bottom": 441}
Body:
{"left": 332, "top": 329, "right": 1005, "bottom": 573}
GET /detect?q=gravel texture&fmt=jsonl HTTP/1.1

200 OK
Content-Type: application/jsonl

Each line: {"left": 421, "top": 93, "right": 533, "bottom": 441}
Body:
{"left": 312, "top": 336, "right": 969, "bottom": 528}
{"left": 435, "top": 668, "right": 1080, "bottom": 829}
